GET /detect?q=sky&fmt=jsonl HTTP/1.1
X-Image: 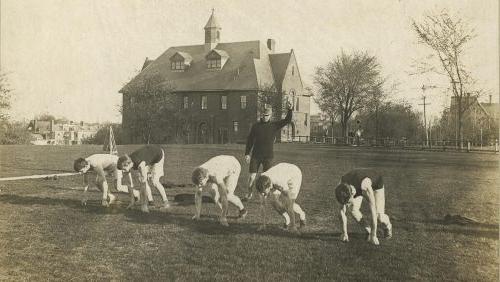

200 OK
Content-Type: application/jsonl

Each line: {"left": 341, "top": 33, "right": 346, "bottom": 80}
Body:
{"left": 1, "top": 0, "right": 498, "bottom": 123}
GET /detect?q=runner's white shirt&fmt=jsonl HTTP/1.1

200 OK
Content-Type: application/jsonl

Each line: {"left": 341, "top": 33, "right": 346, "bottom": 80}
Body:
{"left": 86, "top": 154, "right": 119, "bottom": 172}
{"left": 261, "top": 163, "right": 302, "bottom": 199}
{"left": 199, "top": 155, "right": 240, "bottom": 183}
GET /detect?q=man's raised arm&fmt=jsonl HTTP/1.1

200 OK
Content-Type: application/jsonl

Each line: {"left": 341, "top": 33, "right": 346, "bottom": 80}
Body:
{"left": 274, "top": 106, "right": 293, "bottom": 129}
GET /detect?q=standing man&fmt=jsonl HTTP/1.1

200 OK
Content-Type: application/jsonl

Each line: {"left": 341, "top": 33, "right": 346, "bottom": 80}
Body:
{"left": 117, "top": 145, "right": 169, "bottom": 213}
{"left": 191, "top": 155, "right": 247, "bottom": 226}
{"left": 244, "top": 101, "right": 293, "bottom": 201}
{"left": 335, "top": 168, "right": 392, "bottom": 246}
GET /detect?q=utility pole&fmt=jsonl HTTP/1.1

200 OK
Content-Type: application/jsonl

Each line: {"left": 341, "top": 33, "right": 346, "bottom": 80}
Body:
{"left": 419, "top": 85, "right": 435, "bottom": 147}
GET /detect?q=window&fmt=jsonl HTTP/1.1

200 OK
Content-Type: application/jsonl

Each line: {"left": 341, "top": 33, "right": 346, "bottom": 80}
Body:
{"left": 292, "top": 66, "right": 295, "bottom": 76}
{"left": 183, "top": 96, "right": 189, "bottom": 109}
{"left": 233, "top": 121, "right": 239, "bottom": 132}
{"left": 207, "top": 59, "right": 221, "bottom": 69}
{"left": 171, "top": 61, "right": 184, "bottom": 70}
{"left": 221, "top": 95, "right": 227, "bottom": 109}
{"left": 305, "top": 113, "right": 308, "bottom": 126}
{"left": 201, "top": 96, "right": 208, "bottom": 109}
{"left": 240, "top": 95, "right": 247, "bottom": 109}
{"left": 296, "top": 97, "right": 300, "bottom": 111}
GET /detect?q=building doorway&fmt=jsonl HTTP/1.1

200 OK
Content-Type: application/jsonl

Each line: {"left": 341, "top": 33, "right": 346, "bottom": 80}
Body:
{"left": 197, "top": 122, "right": 209, "bottom": 144}
{"left": 218, "top": 128, "right": 229, "bottom": 144}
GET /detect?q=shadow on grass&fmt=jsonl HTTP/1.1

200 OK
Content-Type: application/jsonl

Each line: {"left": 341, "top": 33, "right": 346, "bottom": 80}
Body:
{"left": 0, "top": 193, "right": 144, "bottom": 215}
{"left": 0, "top": 194, "right": 83, "bottom": 209}
{"left": 397, "top": 218, "right": 499, "bottom": 240}
{"left": 119, "top": 204, "right": 346, "bottom": 241}
{"left": 0, "top": 193, "right": 390, "bottom": 242}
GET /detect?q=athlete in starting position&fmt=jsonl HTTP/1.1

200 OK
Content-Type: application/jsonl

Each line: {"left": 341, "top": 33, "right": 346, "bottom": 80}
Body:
{"left": 117, "top": 145, "right": 169, "bottom": 213}
{"left": 255, "top": 162, "right": 306, "bottom": 232}
{"left": 74, "top": 154, "right": 137, "bottom": 207}
{"left": 191, "top": 155, "right": 247, "bottom": 226}
{"left": 335, "top": 168, "right": 393, "bottom": 245}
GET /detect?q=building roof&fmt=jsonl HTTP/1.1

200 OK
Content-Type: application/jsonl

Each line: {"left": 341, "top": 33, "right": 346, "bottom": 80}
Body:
{"left": 142, "top": 57, "right": 153, "bottom": 71}
{"left": 121, "top": 40, "right": 288, "bottom": 93}
{"left": 269, "top": 53, "right": 291, "bottom": 86}
{"left": 480, "top": 102, "right": 499, "bottom": 119}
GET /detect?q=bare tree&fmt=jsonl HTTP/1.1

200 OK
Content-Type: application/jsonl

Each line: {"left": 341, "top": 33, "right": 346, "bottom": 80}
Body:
{"left": 313, "top": 50, "right": 384, "bottom": 140}
{"left": 257, "top": 84, "right": 287, "bottom": 120}
{"left": 412, "top": 9, "right": 478, "bottom": 148}
{"left": 122, "top": 72, "right": 177, "bottom": 144}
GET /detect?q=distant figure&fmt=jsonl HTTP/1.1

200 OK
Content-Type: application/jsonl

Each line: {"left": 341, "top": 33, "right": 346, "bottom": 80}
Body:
{"left": 191, "top": 155, "right": 247, "bottom": 226}
{"left": 117, "top": 145, "right": 169, "bottom": 213}
{"left": 244, "top": 101, "right": 293, "bottom": 201}
{"left": 255, "top": 163, "right": 306, "bottom": 232}
{"left": 335, "top": 168, "right": 392, "bottom": 245}
{"left": 73, "top": 154, "right": 137, "bottom": 207}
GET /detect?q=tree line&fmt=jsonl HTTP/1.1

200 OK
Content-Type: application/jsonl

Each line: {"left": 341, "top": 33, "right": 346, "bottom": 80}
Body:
{"left": 312, "top": 9, "right": 495, "bottom": 145}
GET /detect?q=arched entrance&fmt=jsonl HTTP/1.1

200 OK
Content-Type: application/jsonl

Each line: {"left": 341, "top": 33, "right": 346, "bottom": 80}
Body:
{"left": 197, "top": 122, "right": 209, "bottom": 144}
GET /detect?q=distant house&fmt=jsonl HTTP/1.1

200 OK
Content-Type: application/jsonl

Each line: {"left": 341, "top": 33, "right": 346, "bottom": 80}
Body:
{"left": 447, "top": 95, "right": 499, "bottom": 143}
{"left": 120, "top": 10, "right": 310, "bottom": 144}
{"left": 27, "top": 120, "right": 100, "bottom": 145}
{"left": 310, "top": 114, "right": 330, "bottom": 138}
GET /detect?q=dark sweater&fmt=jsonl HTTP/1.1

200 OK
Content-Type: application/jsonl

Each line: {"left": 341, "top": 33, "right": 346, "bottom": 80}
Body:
{"left": 245, "top": 109, "right": 292, "bottom": 159}
{"left": 130, "top": 145, "right": 163, "bottom": 169}
{"left": 341, "top": 168, "right": 384, "bottom": 198}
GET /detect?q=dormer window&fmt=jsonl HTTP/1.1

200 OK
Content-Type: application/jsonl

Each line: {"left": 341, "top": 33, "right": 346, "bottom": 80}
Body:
{"left": 169, "top": 51, "right": 192, "bottom": 71}
{"left": 207, "top": 59, "right": 221, "bottom": 69}
{"left": 171, "top": 61, "right": 185, "bottom": 70}
{"left": 205, "top": 49, "right": 229, "bottom": 70}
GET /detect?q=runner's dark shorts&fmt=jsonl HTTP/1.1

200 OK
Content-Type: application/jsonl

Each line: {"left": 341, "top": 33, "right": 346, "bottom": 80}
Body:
{"left": 249, "top": 157, "right": 273, "bottom": 173}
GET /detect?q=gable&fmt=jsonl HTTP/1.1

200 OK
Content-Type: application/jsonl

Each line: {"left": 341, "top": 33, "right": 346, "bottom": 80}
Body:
{"left": 205, "top": 49, "right": 229, "bottom": 59}
{"left": 269, "top": 53, "right": 290, "bottom": 87}
{"left": 283, "top": 50, "right": 305, "bottom": 91}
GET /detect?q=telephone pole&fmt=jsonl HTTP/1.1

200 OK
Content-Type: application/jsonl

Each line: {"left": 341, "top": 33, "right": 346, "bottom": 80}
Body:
{"left": 419, "top": 85, "right": 435, "bottom": 147}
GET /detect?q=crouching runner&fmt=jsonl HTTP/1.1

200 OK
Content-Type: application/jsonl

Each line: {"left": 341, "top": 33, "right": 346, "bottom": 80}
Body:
{"left": 255, "top": 163, "right": 306, "bottom": 233}
{"left": 117, "top": 145, "right": 169, "bottom": 213}
{"left": 335, "top": 168, "right": 392, "bottom": 246}
{"left": 191, "top": 155, "right": 247, "bottom": 227}
{"left": 74, "top": 154, "right": 137, "bottom": 207}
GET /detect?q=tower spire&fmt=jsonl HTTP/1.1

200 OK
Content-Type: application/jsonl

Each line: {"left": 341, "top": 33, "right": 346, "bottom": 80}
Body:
{"left": 204, "top": 9, "right": 221, "bottom": 51}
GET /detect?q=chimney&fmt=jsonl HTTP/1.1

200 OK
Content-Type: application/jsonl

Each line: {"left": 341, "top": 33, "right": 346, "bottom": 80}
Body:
{"left": 267, "top": 39, "right": 276, "bottom": 53}
{"left": 80, "top": 121, "right": 84, "bottom": 126}
{"left": 489, "top": 95, "right": 492, "bottom": 104}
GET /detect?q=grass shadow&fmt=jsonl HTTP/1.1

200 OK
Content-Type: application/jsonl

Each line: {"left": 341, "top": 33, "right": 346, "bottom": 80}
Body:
{"left": 0, "top": 194, "right": 83, "bottom": 209}
{"left": 397, "top": 218, "right": 499, "bottom": 240}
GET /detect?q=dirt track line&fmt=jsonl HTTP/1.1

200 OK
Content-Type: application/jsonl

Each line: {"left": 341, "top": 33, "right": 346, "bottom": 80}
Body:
{"left": 0, "top": 172, "right": 81, "bottom": 181}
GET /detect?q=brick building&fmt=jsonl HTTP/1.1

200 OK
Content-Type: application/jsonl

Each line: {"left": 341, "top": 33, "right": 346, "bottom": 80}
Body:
{"left": 120, "top": 11, "right": 310, "bottom": 144}
{"left": 446, "top": 95, "right": 499, "bottom": 143}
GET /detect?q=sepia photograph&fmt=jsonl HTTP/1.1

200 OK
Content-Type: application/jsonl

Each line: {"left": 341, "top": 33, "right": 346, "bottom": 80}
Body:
{"left": 0, "top": 0, "right": 498, "bottom": 280}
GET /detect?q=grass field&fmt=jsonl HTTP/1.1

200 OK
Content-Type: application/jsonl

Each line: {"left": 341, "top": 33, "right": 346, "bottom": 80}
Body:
{"left": 0, "top": 144, "right": 498, "bottom": 281}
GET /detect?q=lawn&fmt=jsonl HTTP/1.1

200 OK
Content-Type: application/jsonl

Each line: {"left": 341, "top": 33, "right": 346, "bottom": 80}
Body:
{"left": 0, "top": 144, "right": 498, "bottom": 281}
